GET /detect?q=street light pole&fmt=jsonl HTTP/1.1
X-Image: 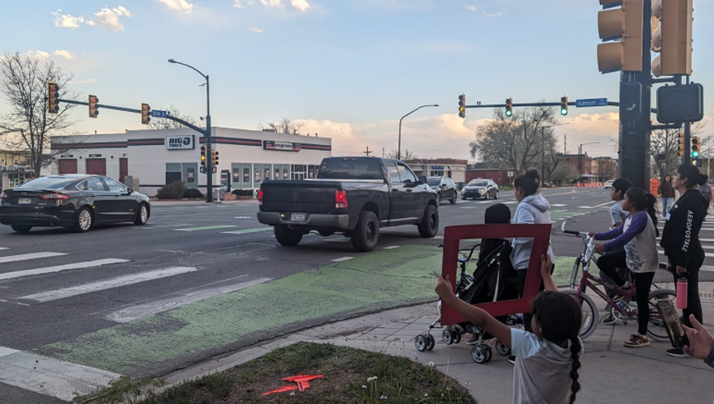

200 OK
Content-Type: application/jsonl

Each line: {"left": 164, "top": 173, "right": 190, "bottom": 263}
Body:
{"left": 539, "top": 123, "right": 569, "bottom": 188}
{"left": 168, "top": 59, "right": 213, "bottom": 202}
{"left": 398, "top": 104, "right": 438, "bottom": 161}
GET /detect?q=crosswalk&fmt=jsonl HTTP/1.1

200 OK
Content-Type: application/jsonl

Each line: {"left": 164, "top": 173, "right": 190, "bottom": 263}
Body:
{"left": 657, "top": 221, "right": 714, "bottom": 259}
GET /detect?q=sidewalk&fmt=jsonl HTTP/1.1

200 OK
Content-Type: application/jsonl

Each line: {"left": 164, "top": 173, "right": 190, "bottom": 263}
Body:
{"left": 159, "top": 284, "right": 714, "bottom": 403}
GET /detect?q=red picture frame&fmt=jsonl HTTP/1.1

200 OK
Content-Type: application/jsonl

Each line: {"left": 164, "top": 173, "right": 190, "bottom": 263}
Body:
{"left": 440, "top": 223, "right": 552, "bottom": 325}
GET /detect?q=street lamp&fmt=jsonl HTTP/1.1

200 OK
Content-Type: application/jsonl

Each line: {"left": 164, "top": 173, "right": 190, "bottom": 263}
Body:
{"left": 168, "top": 59, "right": 213, "bottom": 202}
{"left": 539, "top": 122, "right": 569, "bottom": 187}
{"left": 398, "top": 104, "right": 439, "bottom": 161}
{"left": 578, "top": 142, "right": 599, "bottom": 181}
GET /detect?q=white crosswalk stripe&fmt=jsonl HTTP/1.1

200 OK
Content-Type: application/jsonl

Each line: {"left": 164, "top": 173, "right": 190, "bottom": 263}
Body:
{"left": 0, "top": 258, "right": 129, "bottom": 281}
{"left": 657, "top": 224, "right": 714, "bottom": 258}
{"left": 0, "top": 252, "right": 67, "bottom": 264}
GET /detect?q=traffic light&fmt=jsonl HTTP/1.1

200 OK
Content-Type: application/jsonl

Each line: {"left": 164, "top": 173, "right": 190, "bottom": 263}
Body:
{"left": 47, "top": 82, "right": 60, "bottom": 114}
{"left": 505, "top": 98, "right": 513, "bottom": 117}
{"left": 691, "top": 136, "right": 700, "bottom": 158}
{"left": 141, "top": 103, "right": 151, "bottom": 125}
{"left": 651, "top": 0, "right": 693, "bottom": 77}
{"left": 211, "top": 150, "right": 219, "bottom": 166}
{"left": 596, "top": 0, "right": 644, "bottom": 73}
{"left": 88, "top": 94, "right": 99, "bottom": 118}
{"left": 458, "top": 94, "right": 466, "bottom": 119}
{"left": 200, "top": 145, "right": 206, "bottom": 166}
{"left": 678, "top": 132, "right": 685, "bottom": 157}
{"left": 560, "top": 96, "right": 568, "bottom": 116}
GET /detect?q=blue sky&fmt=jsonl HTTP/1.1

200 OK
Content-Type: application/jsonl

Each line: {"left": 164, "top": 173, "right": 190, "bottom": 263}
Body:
{"left": 1, "top": 0, "right": 713, "bottom": 160}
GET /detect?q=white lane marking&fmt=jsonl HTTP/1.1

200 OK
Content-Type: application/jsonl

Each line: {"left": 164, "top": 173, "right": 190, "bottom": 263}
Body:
{"left": 332, "top": 256, "right": 355, "bottom": 262}
{"left": 659, "top": 250, "right": 714, "bottom": 258}
{"left": 0, "top": 346, "right": 18, "bottom": 358}
{"left": 0, "top": 349, "right": 120, "bottom": 402}
{"left": 105, "top": 277, "right": 272, "bottom": 323}
{"left": 503, "top": 201, "right": 518, "bottom": 205}
{"left": 702, "top": 265, "right": 714, "bottom": 272}
{"left": 576, "top": 201, "right": 614, "bottom": 209}
{"left": 0, "top": 247, "right": 7, "bottom": 251}
{"left": 234, "top": 216, "right": 252, "bottom": 219}
{"left": 19, "top": 267, "right": 198, "bottom": 303}
{"left": 383, "top": 246, "right": 401, "bottom": 250}
{"left": 551, "top": 204, "right": 567, "bottom": 207}
{"left": 0, "top": 259, "right": 129, "bottom": 281}
{"left": 0, "top": 252, "right": 67, "bottom": 264}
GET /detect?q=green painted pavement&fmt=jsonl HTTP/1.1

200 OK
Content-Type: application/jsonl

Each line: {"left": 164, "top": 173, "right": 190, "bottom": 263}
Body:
{"left": 222, "top": 227, "right": 273, "bottom": 235}
{"left": 34, "top": 245, "right": 445, "bottom": 375}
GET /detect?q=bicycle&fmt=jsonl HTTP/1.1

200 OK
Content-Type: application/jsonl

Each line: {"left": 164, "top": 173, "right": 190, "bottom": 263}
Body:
{"left": 560, "top": 221, "right": 677, "bottom": 340}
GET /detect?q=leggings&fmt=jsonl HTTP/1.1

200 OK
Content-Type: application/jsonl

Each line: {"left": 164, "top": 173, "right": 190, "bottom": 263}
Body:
{"left": 596, "top": 250, "right": 628, "bottom": 299}
{"left": 599, "top": 258, "right": 655, "bottom": 336}
{"left": 668, "top": 254, "right": 704, "bottom": 328}
{"left": 516, "top": 264, "right": 554, "bottom": 333}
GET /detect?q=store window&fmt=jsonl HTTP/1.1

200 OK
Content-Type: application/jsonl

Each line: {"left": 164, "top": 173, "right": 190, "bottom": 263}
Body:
{"left": 242, "top": 164, "right": 251, "bottom": 189}
{"left": 166, "top": 163, "right": 182, "bottom": 184}
{"left": 254, "top": 164, "right": 263, "bottom": 186}
{"left": 291, "top": 165, "right": 307, "bottom": 180}
{"left": 263, "top": 165, "right": 272, "bottom": 181}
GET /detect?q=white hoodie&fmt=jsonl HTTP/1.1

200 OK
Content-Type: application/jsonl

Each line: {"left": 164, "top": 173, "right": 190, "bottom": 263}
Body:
{"left": 510, "top": 194, "right": 556, "bottom": 270}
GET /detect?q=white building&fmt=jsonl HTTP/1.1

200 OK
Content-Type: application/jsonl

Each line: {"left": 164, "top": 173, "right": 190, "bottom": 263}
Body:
{"left": 49, "top": 127, "right": 332, "bottom": 196}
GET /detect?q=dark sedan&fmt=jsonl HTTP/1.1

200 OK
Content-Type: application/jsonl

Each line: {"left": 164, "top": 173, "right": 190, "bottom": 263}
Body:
{"left": 0, "top": 175, "right": 151, "bottom": 233}
{"left": 461, "top": 179, "right": 499, "bottom": 200}
{"left": 426, "top": 176, "right": 457, "bottom": 204}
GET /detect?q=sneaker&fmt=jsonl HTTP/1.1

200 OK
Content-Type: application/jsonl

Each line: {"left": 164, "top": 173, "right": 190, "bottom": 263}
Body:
{"left": 624, "top": 334, "right": 650, "bottom": 348}
{"left": 666, "top": 347, "right": 690, "bottom": 358}
{"left": 466, "top": 335, "right": 479, "bottom": 345}
{"left": 603, "top": 313, "right": 618, "bottom": 325}
{"left": 508, "top": 356, "right": 516, "bottom": 365}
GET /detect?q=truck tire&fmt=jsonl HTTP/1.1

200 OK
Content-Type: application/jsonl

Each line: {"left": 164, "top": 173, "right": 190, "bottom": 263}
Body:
{"left": 351, "top": 211, "right": 379, "bottom": 252}
{"left": 418, "top": 205, "right": 439, "bottom": 238}
{"left": 274, "top": 225, "right": 303, "bottom": 246}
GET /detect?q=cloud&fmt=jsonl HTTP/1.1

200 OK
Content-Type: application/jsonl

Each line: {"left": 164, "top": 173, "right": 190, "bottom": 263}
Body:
{"left": 261, "top": 0, "right": 284, "bottom": 8}
{"left": 290, "top": 0, "right": 310, "bottom": 12}
{"left": 93, "top": 6, "right": 132, "bottom": 32}
{"left": 27, "top": 50, "right": 51, "bottom": 59}
{"left": 464, "top": 5, "right": 477, "bottom": 12}
{"left": 481, "top": 11, "right": 505, "bottom": 18}
{"left": 246, "top": 24, "right": 263, "bottom": 33}
{"left": 233, "top": 0, "right": 245, "bottom": 8}
{"left": 53, "top": 50, "right": 76, "bottom": 60}
{"left": 155, "top": 0, "right": 194, "bottom": 13}
{"left": 51, "top": 10, "right": 85, "bottom": 29}
{"left": 68, "top": 79, "right": 97, "bottom": 85}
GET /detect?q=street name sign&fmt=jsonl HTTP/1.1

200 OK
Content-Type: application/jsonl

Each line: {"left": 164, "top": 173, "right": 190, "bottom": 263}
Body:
{"left": 576, "top": 98, "right": 607, "bottom": 108}
{"left": 151, "top": 110, "right": 168, "bottom": 118}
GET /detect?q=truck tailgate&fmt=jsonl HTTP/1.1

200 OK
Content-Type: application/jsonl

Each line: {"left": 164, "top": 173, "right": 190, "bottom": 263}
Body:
{"left": 261, "top": 181, "right": 340, "bottom": 213}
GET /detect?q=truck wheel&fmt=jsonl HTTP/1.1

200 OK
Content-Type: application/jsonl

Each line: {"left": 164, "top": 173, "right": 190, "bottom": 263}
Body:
{"left": 274, "top": 225, "right": 303, "bottom": 246}
{"left": 351, "top": 211, "right": 379, "bottom": 252}
{"left": 418, "top": 205, "right": 439, "bottom": 238}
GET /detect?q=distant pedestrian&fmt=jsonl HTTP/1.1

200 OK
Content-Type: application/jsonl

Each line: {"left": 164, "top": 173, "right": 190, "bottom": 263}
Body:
{"left": 658, "top": 174, "right": 675, "bottom": 219}
{"left": 698, "top": 175, "right": 713, "bottom": 220}
{"left": 661, "top": 164, "right": 707, "bottom": 358}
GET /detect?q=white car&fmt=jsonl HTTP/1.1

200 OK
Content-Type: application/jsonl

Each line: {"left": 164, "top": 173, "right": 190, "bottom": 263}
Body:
{"left": 604, "top": 180, "right": 614, "bottom": 189}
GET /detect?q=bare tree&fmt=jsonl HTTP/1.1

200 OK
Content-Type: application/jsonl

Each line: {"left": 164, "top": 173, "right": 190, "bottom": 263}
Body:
{"left": 0, "top": 52, "right": 77, "bottom": 176}
{"left": 259, "top": 118, "right": 303, "bottom": 135}
{"left": 551, "top": 164, "right": 579, "bottom": 184}
{"left": 469, "top": 105, "right": 559, "bottom": 175}
{"left": 148, "top": 105, "right": 199, "bottom": 130}
{"left": 386, "top": 149, "right": 420, "bottom": 163}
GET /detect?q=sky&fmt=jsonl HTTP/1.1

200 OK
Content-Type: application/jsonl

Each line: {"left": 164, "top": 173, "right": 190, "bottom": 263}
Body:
{"left": 1, "top": 0, "right": 713, "bottom": 161}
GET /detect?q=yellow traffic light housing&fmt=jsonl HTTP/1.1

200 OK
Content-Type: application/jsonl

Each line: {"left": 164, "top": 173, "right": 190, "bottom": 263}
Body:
{"left": 560, "top": 96, "right": 568, "bottom": 116}
{"left": 88, "top": 95, "right": 99, "bottom": 118}
{"left": 141, "top": 103, "right": 151, "bottom": 125}
{"left": 678, "top": 132, "right": 686, "bottom": 157}
{"left": 47, "top": 82, "right": 60, "bottom": 114}
{"left": 211, "top": 150, "right": 219, "bottom": 166}
{"left": 505, "top": 98, "right": 513, "bottom": 117}
{"left": 651, "top": 0, "right": 693, "bottom": 77}
{"left": 692, "top": 136, "right": 700, "bottom": 158}
{"left": 597, "top": 0, "right": 644, "bottom": 73}
{"left": 200, "top": 145, "right": 206, "bottom": 166}
{"left": 458, "top": 94, "right": 466, "bottom": 119}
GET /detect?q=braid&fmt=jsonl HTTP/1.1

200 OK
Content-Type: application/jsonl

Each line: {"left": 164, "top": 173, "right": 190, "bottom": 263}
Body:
{"left": 568, "top": 337, "right": 581, "bottom": 404}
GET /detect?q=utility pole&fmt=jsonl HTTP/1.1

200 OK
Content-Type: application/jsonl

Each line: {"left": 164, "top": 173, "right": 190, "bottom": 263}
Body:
{"left": 363, "top": 146, "right": 372, "bottom": 157}
{"left": 382, "top": 147, "right": 385, "bottom": 158}
{"left": 564, "top": 134, "right": 567, "bottom": 154}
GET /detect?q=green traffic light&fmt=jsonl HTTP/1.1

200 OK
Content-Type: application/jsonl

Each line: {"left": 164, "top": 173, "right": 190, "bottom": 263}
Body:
{"left": 561, "top": 108, "right": 568, "bottom": 116}
{"left": 505, "top": 110, "right": 512, "bottom": 117}
{"left": 692, "top": 151, "right": 700, "bottom": 158}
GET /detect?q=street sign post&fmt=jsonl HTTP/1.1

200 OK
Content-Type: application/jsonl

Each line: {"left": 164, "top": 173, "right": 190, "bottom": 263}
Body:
{"left": 151, "top": 110, "right": 168, "bottom": 118}
{"left": 575, "top": 98, "right": 608, "bottom": 107}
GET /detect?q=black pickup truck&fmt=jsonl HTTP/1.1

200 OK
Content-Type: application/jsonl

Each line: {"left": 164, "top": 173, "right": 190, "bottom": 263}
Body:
{"left": 257, "top": 157, "right": 439, "bottom": 252}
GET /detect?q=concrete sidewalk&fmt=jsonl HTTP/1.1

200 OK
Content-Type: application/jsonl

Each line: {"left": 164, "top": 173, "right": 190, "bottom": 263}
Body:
{"left": 161, "top": 285, "right": 714, "bottom": 404}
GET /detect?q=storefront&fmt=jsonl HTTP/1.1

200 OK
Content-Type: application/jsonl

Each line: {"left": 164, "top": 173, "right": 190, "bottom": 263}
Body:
{"left": 409, "top": 159, "right": 467, "bottom": 184}
{"left": 49, "top": 127, "right": 332, "bottom": 196}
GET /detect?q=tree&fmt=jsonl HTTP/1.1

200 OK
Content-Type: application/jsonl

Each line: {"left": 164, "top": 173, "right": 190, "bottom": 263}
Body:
{"left": 551, "top": 164, "right": 579, "bottom": 184}
{"left": 386, "top": 149, "right": 420, "bottom": 163}
{"left": 148, "top": 105, "right": 198, "bottom": 130}
{"left": 0, "top": 52, "right": 77, "bottom": 177}
{"left": 258, "top": 118, "right": 303, "bottom": 135}
{"left": 469, "top": 105, "right": 560, "bottom": 175}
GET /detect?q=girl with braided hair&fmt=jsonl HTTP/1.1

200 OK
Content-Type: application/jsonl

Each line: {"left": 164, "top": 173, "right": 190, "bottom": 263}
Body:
{"left": 435, "top": 254, "right": 583, "bottom": 403}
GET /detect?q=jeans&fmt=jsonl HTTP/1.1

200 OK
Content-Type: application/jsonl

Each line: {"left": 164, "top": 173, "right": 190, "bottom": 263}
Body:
{"left": 662, "top": 197, "right": 673, "bottom": 219}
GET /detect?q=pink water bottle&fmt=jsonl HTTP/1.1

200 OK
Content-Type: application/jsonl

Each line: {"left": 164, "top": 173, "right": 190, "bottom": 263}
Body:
{"left": 676, "top": 277, "right": 688, "bottom": 309}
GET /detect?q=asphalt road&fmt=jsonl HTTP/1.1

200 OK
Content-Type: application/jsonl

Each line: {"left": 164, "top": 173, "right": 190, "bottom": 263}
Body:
{"left": 0, "top": 186, "right": 710, "bottom": 403}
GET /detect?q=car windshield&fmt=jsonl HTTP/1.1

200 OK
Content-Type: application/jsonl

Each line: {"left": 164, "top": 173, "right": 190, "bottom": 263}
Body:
{"left": 317, "top": 159, "right": 384, "bottom": 180}
{"left": 468, "top": 181, "right": 488, "bottom": 186}
{"left": 16, "top": 177, "right": 76, "bottom": 190}
{"left": 427, "top": 178, "right": 441, "bottom": 186}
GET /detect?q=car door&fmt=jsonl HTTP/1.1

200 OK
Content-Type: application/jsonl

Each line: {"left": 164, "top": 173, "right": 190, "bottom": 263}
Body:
{"left": 85, "top": 176, "right": 112, "bottom": 223}
{"left": 386, "top": 162, "right": 408, "bottom": 224}
{"left": 103, "top": 177, "right": 137, "bottom": 221}
{"left": 396, "top": 163, "right": 426, "bottom": 222}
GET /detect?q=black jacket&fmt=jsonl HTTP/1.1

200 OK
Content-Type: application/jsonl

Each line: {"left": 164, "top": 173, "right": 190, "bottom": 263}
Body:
{"left": 660, "top": 189, "right": 708, "bottom": 268}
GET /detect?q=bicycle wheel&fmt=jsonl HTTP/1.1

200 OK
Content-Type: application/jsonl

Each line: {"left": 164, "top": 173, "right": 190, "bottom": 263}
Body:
{"left": 647, "top": 289, "right": 677, "bottom": 341}
{"left": 569, "top": 257, "right": 582, "bottom": 290}
{"left": 561, "top": 289, "right": 599, "bottom": 340}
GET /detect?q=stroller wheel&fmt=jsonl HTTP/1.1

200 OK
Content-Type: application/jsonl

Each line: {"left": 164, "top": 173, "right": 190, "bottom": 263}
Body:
{"left": 453, "top": 330, "right": 461, "bottom": 344}
{"left": 415, "top": 335, "right": 427, "bottom": 352}
{"left": 471, "top": 345, "right": 488, "bottom": 364}
{"left": 425, "top": 334, "right": 436, "bottom": 351}
{"left": 442, "top": 329, "right": 454, "bottom": 345}
{"left": 495, "top": 341, "right": 511, "bottom": 356}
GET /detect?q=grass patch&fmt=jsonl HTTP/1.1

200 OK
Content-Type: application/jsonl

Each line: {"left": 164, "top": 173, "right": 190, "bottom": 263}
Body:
{"left": 130, "top": 342, "right": 476, "bottom": 404}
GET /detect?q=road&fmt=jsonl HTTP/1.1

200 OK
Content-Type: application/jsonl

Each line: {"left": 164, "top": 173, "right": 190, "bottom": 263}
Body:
{"left": 0, "top": 186, "right": 710, "bottom": 403}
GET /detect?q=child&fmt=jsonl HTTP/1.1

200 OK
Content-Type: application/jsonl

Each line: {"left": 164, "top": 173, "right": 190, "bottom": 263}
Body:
{"left": 435, "top": 255, "right": 583, "bottom": 404}
{"left": 591, "top": 187, "right": 659, "bottom": 348}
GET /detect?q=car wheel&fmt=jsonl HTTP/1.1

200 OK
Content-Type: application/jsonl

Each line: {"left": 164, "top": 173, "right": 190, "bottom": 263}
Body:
{"left": 351, "top": 211, "right": 379, "bottom": 252}
{"left": 11, "top": 225, "right": 32, "bottom": 233}
{"left": 418, "top": 204, "right": 439, "bottom": 238}
{"left": 134, "top": 204, "right": 149, "bottom": 225}
{"left": 74, "top": 207, "right": 93, "bottom": 233}
{"left": 274, "top": 225, "right": 303, "bottom": 246}
{"left": 450, "top": 194, "right": 456, "bottom": 204}
{"left": 485, "top": 191, "right": 490, "bottom": 200}
{"left": 495, "top": 190, "right": 499, "bottom": 199}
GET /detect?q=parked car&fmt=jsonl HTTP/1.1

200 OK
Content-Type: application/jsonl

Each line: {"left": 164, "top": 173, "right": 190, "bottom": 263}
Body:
{"left": 257, "top": 157, "right": 439, "bottom": 252}
{"left": 461, "top": 179, "right": 499, "bottom": 200}
{"left": 604, "top": 180, "right": 615, "bottom": 189}
{"left": 0, "top": 175, "right": 150, "bottom": 233}
{"left": 426, "top": 176, "right": 457, "bottom": 205}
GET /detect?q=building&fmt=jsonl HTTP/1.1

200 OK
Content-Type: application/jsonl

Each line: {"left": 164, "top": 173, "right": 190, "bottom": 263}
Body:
{"left": 0, "top": 150, "right": 34, "bottom": 190}
{"left": 589, "top": 157, "right": 618, "bottom": 181}
{"left": 409, "top": 159, "right": 467, "bottom": 183}
{"left": 49, "top": 127, "right": 332, "bottom": 196}
{"left": 557, "top": 153, "right": 591, "bottom": 177}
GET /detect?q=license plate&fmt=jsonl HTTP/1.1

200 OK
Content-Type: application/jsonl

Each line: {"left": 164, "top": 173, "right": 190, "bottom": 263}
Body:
{"left": 290, "top": 213, "right": 306, "bottom": 222}
{"left": 18, "top": 198, "right": 31, "bottom": 204}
